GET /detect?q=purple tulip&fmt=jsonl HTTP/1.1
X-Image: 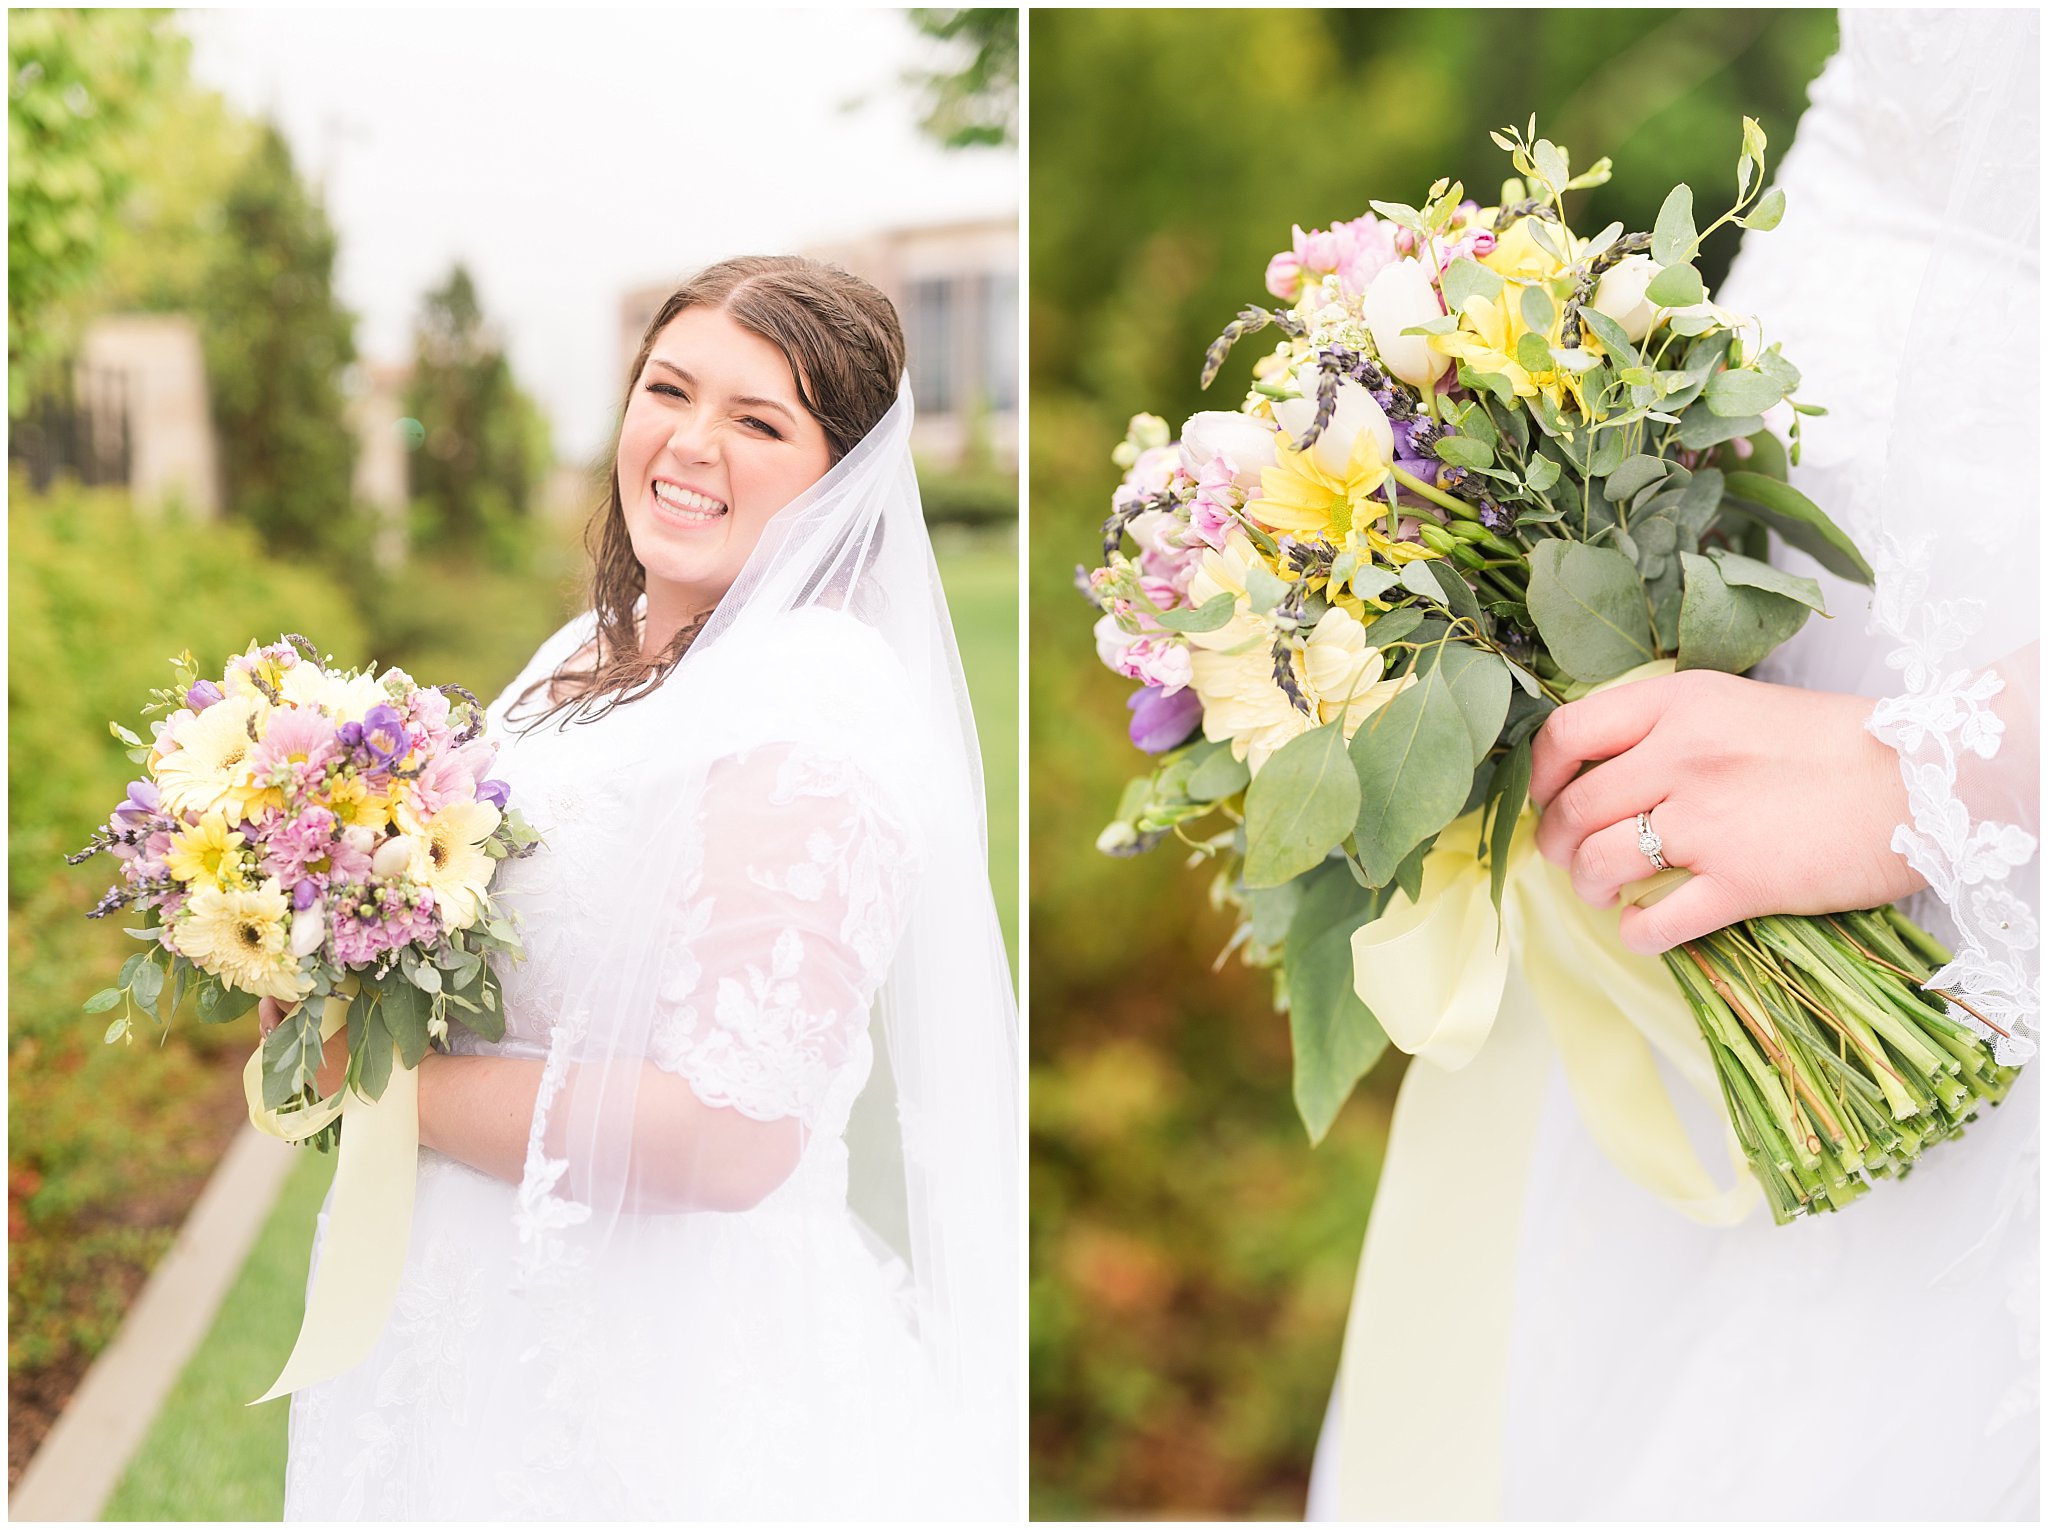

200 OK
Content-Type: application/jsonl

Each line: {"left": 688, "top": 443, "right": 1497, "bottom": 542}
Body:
{"left": 1128, "top": 685, "right": 1203, "bottom": 754}
{"left": 185, "top": 680, "right": 223, "bottom": 711}
{"left": 293, "top": 878, "right": 321, "bottom": 911}
{"left": 476, "top": 778, "right": 511, "bottom": 811}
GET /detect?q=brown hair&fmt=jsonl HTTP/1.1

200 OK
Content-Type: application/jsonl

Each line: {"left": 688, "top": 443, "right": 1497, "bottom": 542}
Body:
{"left": 519, "top": 255, "right": 906, "bottom": 727}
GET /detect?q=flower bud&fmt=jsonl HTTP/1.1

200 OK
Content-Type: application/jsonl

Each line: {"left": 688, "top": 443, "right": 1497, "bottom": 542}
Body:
{"left": 371, "top": 835, "right": 414, "bottom": 879}
{"left": 1591, "top": 254, "right": 1661, "bottom": 344}
{"left": 289, "top": 907, "right": 325, "bottom": 958}
{"left": 185, "top": 680, "right": 223, "bottom": 712}
{"left": 1364, "top": 260, "right": 1452, "bottom": 391}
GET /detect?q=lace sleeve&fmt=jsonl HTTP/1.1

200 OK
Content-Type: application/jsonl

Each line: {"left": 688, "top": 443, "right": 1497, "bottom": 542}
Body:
{"left": 649, "top": 740, "right": 921, "bottom": 1125}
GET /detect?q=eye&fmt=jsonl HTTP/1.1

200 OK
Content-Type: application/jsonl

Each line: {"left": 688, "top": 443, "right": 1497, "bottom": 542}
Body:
{"left": 742, "top": 416, "right": 784, "bottom": 440}
{"left": 646, "top": 381, "right": 685, "bottom": 400}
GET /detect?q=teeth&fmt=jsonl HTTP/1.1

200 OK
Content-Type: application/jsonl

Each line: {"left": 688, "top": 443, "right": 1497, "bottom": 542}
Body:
{"left": 653, "top": 481, "right": 726, "bottom": 519}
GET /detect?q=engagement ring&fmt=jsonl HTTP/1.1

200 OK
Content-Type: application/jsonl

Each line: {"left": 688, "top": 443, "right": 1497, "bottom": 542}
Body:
{"left": 1636, "top": 811, "right": 1669, "bottom": 871}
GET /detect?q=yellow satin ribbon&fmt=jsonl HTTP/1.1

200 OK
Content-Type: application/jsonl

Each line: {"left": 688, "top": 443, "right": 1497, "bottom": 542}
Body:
{"left": 1333, "top": 659, "right": 1759, "bottom": 1518}
{"left": 241, "top": 983, "right": 417, "bottom": 1405}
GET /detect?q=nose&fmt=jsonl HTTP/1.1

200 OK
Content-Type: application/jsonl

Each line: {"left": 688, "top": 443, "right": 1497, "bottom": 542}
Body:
{"left": 666, "top": 408, "right": 719, "bottom": 464}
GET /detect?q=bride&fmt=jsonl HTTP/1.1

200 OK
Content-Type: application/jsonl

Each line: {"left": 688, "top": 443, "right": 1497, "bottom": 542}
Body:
{"left": 1314, "top": 10, "right": 2037, "bottom": 1520}
{"left": 267, "top": 256, "right": 1018, "bottom": 1519}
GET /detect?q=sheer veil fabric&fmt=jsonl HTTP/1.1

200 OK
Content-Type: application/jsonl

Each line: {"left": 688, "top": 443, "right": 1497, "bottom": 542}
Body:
{"left": 285, "top": 383, "right": 1020, "bottom": 1519}
{"left": 1310, "top": 10, "right": 2038, "bottom": 1519}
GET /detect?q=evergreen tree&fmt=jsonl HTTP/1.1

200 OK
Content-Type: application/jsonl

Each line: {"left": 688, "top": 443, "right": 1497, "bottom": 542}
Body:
{"left": 404, "top": 263, "right": 549, "bottom": 559}
{"left": 201, "top": 122, "right": 358, "bottom": 553}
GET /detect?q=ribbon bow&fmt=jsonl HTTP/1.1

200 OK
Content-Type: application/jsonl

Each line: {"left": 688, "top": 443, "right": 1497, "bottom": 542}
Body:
{"left": 1333, "top": 793, "right": 1759, "bottom": 1517}
{"left": 241, "top": 984, "right": 418, "bottom": 1405}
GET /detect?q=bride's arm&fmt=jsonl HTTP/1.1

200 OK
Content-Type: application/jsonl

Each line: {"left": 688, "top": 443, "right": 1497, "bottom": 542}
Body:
{"left": 260, "top": 1013, "right": 805, "bottom": 1211}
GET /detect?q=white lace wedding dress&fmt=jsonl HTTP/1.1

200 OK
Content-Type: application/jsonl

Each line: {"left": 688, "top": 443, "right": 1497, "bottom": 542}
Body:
{"left": 283, "top": 606, "right": 974, "bottom": 1519}
{"left": 1315, "top": 10, "right": 2039, "bottom": 1518}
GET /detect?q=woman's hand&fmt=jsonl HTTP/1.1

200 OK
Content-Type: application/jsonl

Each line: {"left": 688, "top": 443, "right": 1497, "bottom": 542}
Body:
{"left": 257, "top": 996, "right": 350, "bottom": 1100}
{"left": 1528, "top": 669, "right": 1925, "bottom": 955}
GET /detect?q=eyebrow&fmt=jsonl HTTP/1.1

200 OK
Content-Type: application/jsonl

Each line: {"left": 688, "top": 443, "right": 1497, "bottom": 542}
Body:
{"left": 647, "top": 359, "right": 797, "bottom": 421}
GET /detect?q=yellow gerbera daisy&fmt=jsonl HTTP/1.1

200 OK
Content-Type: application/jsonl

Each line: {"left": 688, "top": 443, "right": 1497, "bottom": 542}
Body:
{"left": 176, "top": 878, "right": 307, "bottom": 1001}
{"left": 156, "top": 695, "right": 269, "bottom": 821}
{"left": 326, "top": 772, "right": 394, "bottom": 834}
{"left": 403, "top": 799, "right": 502, "bottom": 932}
{"left": 164, "top": 813, "right": 248, "bottom": 891}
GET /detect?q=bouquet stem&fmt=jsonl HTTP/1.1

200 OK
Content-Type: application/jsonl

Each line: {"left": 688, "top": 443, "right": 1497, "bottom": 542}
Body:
{"left": 1664, "top": 907, "right": 2018, "bottom": 1224}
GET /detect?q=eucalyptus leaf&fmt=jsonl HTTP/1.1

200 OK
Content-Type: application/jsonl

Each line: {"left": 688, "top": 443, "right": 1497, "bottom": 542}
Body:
{"left": 1441, "top": 257, "right": 1503, "bottom": 312}
{"left": 1424, "top": 559, "right": 1483, "bottom": 626}
{"left": 1451, "top": 402, "right": 1497, "bottom": 449}
{"left": 1430, "top": 643, "right": 1512, "bottom": 761}
{"left": 1243, "top": 721, "right": 1360, "bottom": 888}
{"left": 1284, "top": 866, "right": 1391, "bottom": 1143}
{"left": 1187, "top": 745, "right": 1252, "bottom": 803}
{"left": 1434, "top": 436, "right": 1494, "bottom": 471}
{"left": 1152, "top": 591, "right": 1236, "bottom": 634}
{"left": 1652, "top": 183, "right": 1696, "bottom": 266}
{"left": 1603, "top": 454, "right": 1669, "bottom": 507}
{"left": 1525, "top": 541, "right": 1658, "bottom": 683}
{"left": 83, "top": 988, "right": 123, "bottom": 1015}
{"left": 1676, "top": 407, "right": 1763, "bottom": 450}
{"left": 1487, "top": 737, "right": 1534, "bottom": 921}
{"left": 1576, "top": 308, "right": 1639, "bottom": 370}
{"left": 1523, "top": 453, "right": 1561, "bottom": 494}
{"left": 1391, "top": 836, "right": 1432, "bottom": 906}
{"left": 1676, "top": 551, "right": 1813, "bottom": 673}
{"left": 1533, "top": 137, "right": 1568, "bottom": 191}
{"left": 1360, "top": 607, "right": 1423, "bottom": 647}
{"left": 130, "top": 958, "right": 163, "bottom": 1013}
{"left": 1707, "top": 547, "right": 1827, "bottom": 612}
{"left": 355, "top": 1004, "right": 396, "bottom": 1101}
{"left": 1722, "top": 471, "right": 1874, "bottom": 583}
{"left": 1349, "top": 564, "right": 1402, "bottom": 604}
{"left": 1248, "top": 879, "right": 1306, "bottom": 949}
{"left": 1645, "top": 264, "right": 1704, "bottom": 308}
{"left": 1349, "top": 658, "right": 1479, "bottom": 886}
{"left": 1514, "top": 330, "right": 1554, "bottom": 375}
{"left": 1519, "top": 284, "right": 1555, "bottom": 333}
{"left": 1741, "top": 185, "right": 1786, "bottom": 231}
{"left": 1244, "top": 563, "right": 1290, "bottom": 616}
{"left": 1704, "top": 368, "right": 1784, "bottom": 417}
{"left": 1587, "top": 429, "right": 1626, "bottom": 479}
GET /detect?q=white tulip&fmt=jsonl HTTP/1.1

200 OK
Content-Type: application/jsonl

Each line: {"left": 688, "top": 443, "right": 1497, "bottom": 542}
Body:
{"left": 1179, "top": 409, "right": 1278, "bottom": 491}
{"left": 1272, "top": 372, "right": 1394, "bottom": 480}
{"left": 342, "top": 825, "right": 377, "bottom": 858}
{"left": 1590, "top": 254, "right": 1661, "bottom": 344}
{"left": 1363, "top": 260, "right": 1452, "bottom": 390}
{"left": 371, "top": 835, "right": 414, "bottom": 880}
{"left": 289, "top": 907, "right": 326, "bottom": 959}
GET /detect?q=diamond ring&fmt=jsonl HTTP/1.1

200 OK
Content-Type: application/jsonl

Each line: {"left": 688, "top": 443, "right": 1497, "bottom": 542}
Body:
{"left": 1636, "top": 811, "right": 1669, "bottom": 871}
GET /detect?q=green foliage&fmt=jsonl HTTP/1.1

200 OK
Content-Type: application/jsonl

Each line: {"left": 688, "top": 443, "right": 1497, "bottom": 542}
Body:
{"left": 6, "top": 7, "right": 179, "bottom": 412}
{"left": 1347, "top": 651, "right": 1477, "bottom": 887}
{"left": 1525, "top": 540, "right": 1657, "bottom": 683}
{"left": 1242, "top": 721, "right": 1355, "bottom": 889}
{"left": 916, "top": 461, "right": 1020, "bottom": 528}
{"left": 1721, "top": 469, "right": 1873, "bottom": 583}
{"left": 405, "top": 264, "right": 552, "bottom": 564}
{"left": 201, "top": 123, "right": 360, "bottom": 556}
{"left": 907, "top": 8, "right": 1018, "bottom": 148}
{"left": 1283, "top": 866, "right": 1390, "bottom": 1143}
{"left": 1674, "top": 549, "right": 1814, "bottom": 673}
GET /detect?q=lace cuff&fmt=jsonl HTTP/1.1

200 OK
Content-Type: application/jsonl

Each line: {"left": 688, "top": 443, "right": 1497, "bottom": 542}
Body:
{"left": 650, "top": 740, "right": 921, "bottom": 1124}
{"left": 1865, "top": 533, "right": 2040, "bottom": 1062}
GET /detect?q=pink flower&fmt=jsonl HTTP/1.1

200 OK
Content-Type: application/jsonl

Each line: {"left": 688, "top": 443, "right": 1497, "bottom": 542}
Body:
{"left": 411, "top": 737, "right": 498, "bottom": 816}
{"left": 404, "top": 685, "right": 455, "bottom": 754}
{"left": 327, "top": 881, "right": 442, "bottom": 968}
{"left": 252, "top": 705, "right": 339, "bottom": 783}
{"left": 1265, "top": 251, "right": 1304, "bottom": 302}
{"left": 1094, "top": 615, "right": 1194, "bottom": 695}
{"left": 262, "top": 806, "right": 342, "bottom": 887}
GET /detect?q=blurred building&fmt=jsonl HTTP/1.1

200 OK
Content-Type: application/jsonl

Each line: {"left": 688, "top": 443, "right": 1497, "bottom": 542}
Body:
{"left": 618, "top": 215, "right": 1019, "bottom": 471}
{"left": 10, "top": 315, "right": 223, "bottom": 516}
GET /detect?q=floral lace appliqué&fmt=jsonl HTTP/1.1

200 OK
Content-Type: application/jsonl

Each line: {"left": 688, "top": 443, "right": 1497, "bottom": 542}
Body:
{"left": 1864, "top": 529, "right": 2039, "bottom": 1063}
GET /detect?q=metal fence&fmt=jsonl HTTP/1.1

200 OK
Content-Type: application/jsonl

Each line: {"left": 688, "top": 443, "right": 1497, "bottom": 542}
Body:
{"left": 8, "top": 365, "right": 131, "bottom": 491}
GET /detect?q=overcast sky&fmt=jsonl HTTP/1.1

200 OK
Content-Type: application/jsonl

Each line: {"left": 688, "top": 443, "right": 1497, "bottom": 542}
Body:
{"left": 182, "top": 8, "right": 1017, "bottom": 460}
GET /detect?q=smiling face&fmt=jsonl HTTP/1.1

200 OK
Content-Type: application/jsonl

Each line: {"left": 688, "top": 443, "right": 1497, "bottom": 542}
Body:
{"left": 614, "top": 304, "right": 835, "bottom": 629}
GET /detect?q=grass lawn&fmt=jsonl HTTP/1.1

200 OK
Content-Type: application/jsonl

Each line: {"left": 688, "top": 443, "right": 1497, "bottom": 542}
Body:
{"left": 95, "top": 528, "right": 1019, "bottom": 1517}
{"left": 102, "top": 1148, "right": 334, "bottom": 1521}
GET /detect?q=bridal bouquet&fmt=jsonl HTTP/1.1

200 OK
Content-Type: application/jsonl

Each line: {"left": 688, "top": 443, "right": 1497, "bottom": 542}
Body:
{"left": 71, "top": 636, "right": 538, "bottom": 1151}
{"left": 1084, "top": 120, "right": 2020, "bottom": 1222}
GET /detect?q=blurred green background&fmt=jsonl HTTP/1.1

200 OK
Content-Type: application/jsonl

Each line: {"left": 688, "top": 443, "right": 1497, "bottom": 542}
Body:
{"left": 1027, "top": 8, "right": 1838, "bottom": 1518}
{"left": 9, "top": 6, "right": 1017, "bottom": 1509}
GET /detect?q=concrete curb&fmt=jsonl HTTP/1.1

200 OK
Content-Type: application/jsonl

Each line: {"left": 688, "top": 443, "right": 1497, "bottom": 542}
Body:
{"left": 10, "top": 1126, "right": 296, "bottom": 1523}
